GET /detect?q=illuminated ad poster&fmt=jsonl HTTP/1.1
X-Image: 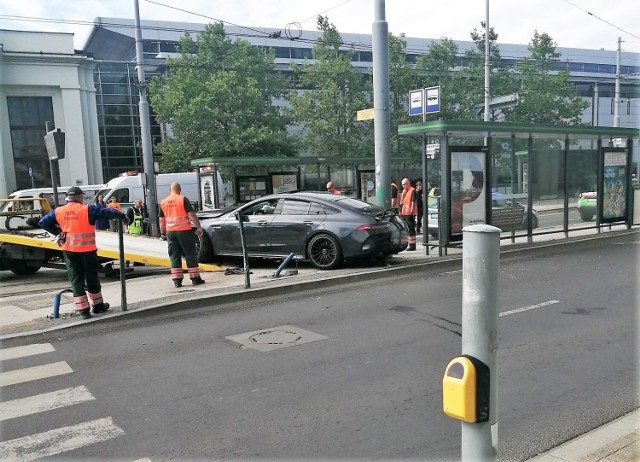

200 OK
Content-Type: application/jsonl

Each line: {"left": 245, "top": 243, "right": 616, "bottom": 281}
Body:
{"left": 450, "top": 151, "right": 487, "bottom": 236}
{"left": 602, "top": 150, "right": 628, "bottom": 221}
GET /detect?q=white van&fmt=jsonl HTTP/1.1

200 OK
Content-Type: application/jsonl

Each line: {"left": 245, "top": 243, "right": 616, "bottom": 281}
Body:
{"left": 94, "top": 172, "right": 202, "bottom": 211}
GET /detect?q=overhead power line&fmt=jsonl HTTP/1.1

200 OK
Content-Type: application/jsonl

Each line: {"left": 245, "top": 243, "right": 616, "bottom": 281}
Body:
{"left": 561, "top": 0, "right": 640, "bottom": 40}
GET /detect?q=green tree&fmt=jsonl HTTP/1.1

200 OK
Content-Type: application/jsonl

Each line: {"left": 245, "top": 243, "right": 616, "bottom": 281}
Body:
{"left": 286, "top": 16, "right": 371, "bottom": 159}
{"left": 414, "top": 37, "right": 463, "bottom": 121}
{"left": 388, "top": 34, "right": 421, "bottom": 161}
{"left": 149, "top": 22, "right": 295, "bottom": 172}
{"left": 507, "top": 31, "right": 588, "bottom": 125}
{"left": 453, "top": 23, "right": 518, "bottom": 121}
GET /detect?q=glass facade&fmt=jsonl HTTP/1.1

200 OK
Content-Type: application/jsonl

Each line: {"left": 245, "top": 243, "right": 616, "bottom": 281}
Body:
{"left": 93, "top": 61, "right": 163, "bottom": 181}
{"left": 7, "top": 96, "right": 56, "bottom": 190}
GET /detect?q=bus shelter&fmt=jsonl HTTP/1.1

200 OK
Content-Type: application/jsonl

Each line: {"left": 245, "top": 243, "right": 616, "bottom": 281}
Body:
{"left": 398, "top": 120, "right": 639, "bottom": 249}
{"left": 191, "top": 155, "right": 419, "bottom": 208}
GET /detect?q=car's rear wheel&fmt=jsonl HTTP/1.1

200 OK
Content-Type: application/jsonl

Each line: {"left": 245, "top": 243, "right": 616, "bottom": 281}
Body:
{"left": 197, "top": 234, "right": 214, "bottom": 263}
{"left": 307, "top": 234, "right": 342, "bottom": 270}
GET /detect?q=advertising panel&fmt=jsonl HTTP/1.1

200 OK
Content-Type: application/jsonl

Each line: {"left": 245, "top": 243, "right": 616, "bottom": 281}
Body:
{"left": 602, "top": 150, "right": 628, "bottom": 222}
{"left": 450, "top": 150, "right": 487, "bottom": 238}
{"left": 271, "top": 173, "right": 298, "bottom": 193}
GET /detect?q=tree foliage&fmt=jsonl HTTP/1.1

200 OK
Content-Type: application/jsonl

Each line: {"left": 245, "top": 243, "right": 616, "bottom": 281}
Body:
{"left": 286, "top": 16, "right": 371, "bottom": 159}
{"left": 149, "top": 22, "right": 295, "bottom": 172}
{"left": 506, "top": 31, "right": 588, "bottom": 125}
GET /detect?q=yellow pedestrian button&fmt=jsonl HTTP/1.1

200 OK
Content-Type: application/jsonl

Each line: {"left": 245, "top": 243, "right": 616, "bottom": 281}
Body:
{"left": 442, "top": 355, "right": 490, "bottom": 423}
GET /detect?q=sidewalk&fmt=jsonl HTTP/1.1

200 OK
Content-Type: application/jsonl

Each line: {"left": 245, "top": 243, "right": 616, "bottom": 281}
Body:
{"left": 1, "top": 225, "right": 638, "bottom": 461}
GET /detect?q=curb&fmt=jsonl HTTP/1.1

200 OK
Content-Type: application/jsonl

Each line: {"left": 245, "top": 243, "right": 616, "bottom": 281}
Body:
{"left": 3, "top": 228, "right": 637, "bottom": 341}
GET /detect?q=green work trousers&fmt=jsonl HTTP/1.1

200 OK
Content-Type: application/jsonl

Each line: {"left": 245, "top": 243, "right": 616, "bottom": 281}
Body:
{"left": 167, "top": 230, "right": 198, "bottom": 269}
{"left": 63, "top": 250, "right": 101, "bottom": 297}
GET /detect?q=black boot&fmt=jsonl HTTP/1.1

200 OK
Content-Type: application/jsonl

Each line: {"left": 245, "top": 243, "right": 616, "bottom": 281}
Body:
{"left": 191, "top": 276, "right": 205, "bottom": 286}
{"left": 92, "top": 302, "right": 110, "bottom": 314}
{"left": 79, "top": 309, "right": 92, "bottom": 319}
{"left": 406, "top": 244, "right": 416, "bottom": 251}
{"left": 173, "top": 279, "right": 183, "bottom": 288}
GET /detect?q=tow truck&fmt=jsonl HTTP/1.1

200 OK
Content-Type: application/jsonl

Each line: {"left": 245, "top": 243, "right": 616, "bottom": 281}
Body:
{"left": 0, "top": 197, "right": 221, "bottom": 275}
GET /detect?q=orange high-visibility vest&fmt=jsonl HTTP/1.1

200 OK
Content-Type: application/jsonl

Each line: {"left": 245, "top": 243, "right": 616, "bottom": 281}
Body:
{"left": 161, "top": 193, "right": 191, "bottom": 231}
{"left": 54, "top": 202, "right": 97, "bottom": 252}
{"left": 400, "top": 186, "right": 417, "bottom": 216}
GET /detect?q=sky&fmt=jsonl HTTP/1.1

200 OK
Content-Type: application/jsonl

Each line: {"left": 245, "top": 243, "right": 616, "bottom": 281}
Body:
{"left": 1, "top": 0, "right": 639, "bottom": 53}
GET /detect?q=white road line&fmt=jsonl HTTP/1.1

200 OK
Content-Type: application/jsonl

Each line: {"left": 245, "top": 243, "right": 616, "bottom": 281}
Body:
{"left": 0, "top": 386, "right": 95, "bottom": 422}
{"left": 0, "top": 416, "right": 124, "bottom": 461}
{"left": 0, "top": 344, "right": 55, "bottom": 362}
{"left": 500, "top": 300, "right": 561, "bottom": 317}
{"left": 0, "top": 362, "right": 73, "bottom": 388}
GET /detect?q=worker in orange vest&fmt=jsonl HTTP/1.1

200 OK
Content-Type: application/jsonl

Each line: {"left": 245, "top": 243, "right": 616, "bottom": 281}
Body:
{"left": 326, "top": 181, "right": 342, "bottom": 195}
{"left": 399, "top": 178, "right": 418, "bottom": 251}
{"left": 159, "top": 182, "right": 205, "bottom": 288}
{"left": 38, "top": 186, "right": 129, "bottom": 319}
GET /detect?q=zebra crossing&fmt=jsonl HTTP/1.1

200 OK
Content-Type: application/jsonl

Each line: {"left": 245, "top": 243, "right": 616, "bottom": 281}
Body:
{"left": 0, "top": 343, "right": 127, "bottom": 460}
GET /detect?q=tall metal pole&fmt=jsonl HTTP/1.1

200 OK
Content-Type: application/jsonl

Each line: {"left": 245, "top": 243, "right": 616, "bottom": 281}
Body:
{"left": 372, "top": 0, "right": 391, "bottom": 208}
{"left": 461, "top": 224, "right": 500, "bottom": 461}
{"left": 133, "top": 0, "right": 159, "bottom": 236}
{"left": 613, "top": 37, "right": 621, "bottom": 128}
{"left": 483, "top": 0, "right": 491, "bottom": 123}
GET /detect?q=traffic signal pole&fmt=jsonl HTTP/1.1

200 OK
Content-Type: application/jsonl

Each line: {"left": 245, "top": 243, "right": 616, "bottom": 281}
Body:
{"left": 372, "top": 0, "right": 391, "bottom": 208}
{"left": 133, "top": 0, "right": 160, "bottom": 237}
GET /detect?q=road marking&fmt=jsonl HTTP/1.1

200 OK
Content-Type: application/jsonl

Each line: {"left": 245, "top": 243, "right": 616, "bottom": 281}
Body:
{"left": 0, "top": 386, "right": 95, "bottom": 421}
{"left": 0, "top": 343, "right": 55, "bottom": 362}
{"left": 500, "top": 300, "right": 561, "bottom": 317}
{"left": 0, "top": 416, "right": 124, "bottom": 461}
{"left": 0, "top": 362, "right": 73, "bottom": 387}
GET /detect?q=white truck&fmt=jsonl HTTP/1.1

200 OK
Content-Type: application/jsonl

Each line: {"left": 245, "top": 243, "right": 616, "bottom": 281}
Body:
{"left": 93, "top": 171, "right": 227, "bottom": 211}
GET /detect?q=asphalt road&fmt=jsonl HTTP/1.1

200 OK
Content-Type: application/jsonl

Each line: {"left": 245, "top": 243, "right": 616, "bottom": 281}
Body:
{"left": 1, "top": 236, "right": 637, "bottom": 461}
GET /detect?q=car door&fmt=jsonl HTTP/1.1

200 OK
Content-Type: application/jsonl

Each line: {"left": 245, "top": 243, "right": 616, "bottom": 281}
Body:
{"left": 269, "top": 199, "right": 326, "bottom": 256}
{"left": 217, "top": 199, "right": 279, "bottom": 255}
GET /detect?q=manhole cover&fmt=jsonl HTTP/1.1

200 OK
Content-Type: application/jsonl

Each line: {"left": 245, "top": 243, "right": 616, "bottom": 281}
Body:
{"left": 225, "top": 325, "right": 329, "bottom": 352}
{"left": 249, "top": 330, "right": 302, "bottom": 345}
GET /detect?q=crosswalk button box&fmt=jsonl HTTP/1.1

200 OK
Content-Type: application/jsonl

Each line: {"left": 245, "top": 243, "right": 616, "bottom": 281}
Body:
{"left": 442, "top": 355, "right": 490, "bottom": 423}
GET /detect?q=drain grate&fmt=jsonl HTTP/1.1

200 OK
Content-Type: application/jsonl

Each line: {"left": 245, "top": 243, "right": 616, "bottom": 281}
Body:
{"left": 225, "top": 325, "right": 329, "bottom": 352}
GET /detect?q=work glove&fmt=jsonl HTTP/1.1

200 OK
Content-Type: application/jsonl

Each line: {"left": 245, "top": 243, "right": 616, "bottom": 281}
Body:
{"left": 54, "top": 233, "right": 66, "bottom": 247}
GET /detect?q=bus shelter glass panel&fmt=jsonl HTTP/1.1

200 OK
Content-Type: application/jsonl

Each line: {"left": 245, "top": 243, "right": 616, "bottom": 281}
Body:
{"left": 567, "top": 145, "right": 598, "bottom": 224}
{"left": 529, "top": 139, "right": 563, "bottom": 232}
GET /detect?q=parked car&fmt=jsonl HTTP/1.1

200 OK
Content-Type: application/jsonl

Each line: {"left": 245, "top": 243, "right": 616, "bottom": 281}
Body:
{"left": 426, "top": 193, "right": 538, "bottom": 238}
{"left": 577, "top": 191, "right": 597, "bottom": 221}
{"left": 196, "top": 192, "right": 408, "bottom": 270}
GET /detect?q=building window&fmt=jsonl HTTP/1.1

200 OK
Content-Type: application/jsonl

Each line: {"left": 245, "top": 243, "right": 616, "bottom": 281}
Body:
{"left": 7, "top": 96, "right": 56, "bottom": 190}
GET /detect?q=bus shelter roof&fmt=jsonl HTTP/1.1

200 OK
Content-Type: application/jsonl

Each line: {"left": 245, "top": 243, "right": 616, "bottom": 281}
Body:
{"left": 398, "top": 120, "right": 639, "bottom": 140}
{"left": 191, "top": 156, "right": 415, "bottom": 168}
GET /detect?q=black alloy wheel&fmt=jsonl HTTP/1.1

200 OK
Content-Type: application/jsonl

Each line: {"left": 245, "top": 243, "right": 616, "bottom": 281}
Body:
{"left": 307, "top": 234, "right": 342, "bottom": 270}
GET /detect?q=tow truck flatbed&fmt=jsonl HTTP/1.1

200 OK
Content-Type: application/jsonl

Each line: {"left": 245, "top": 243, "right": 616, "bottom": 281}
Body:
{"left": 0, "top": 230, "right": 221, "bottom": 271}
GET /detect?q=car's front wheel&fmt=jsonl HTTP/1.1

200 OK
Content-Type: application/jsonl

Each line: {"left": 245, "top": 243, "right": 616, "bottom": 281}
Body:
{"left": 580, "top": 212, "right": 594, "bottom": 221}
{"left": 197, "top": 233, "right": 214, "bottom": 263}
{"left": 307, "top": 234, "right": 342, "bottom": 270}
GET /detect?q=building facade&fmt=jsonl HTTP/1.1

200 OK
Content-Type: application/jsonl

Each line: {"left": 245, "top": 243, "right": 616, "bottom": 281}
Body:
{"left": 0, "top": 30, "right": 103, "bottom": 197}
